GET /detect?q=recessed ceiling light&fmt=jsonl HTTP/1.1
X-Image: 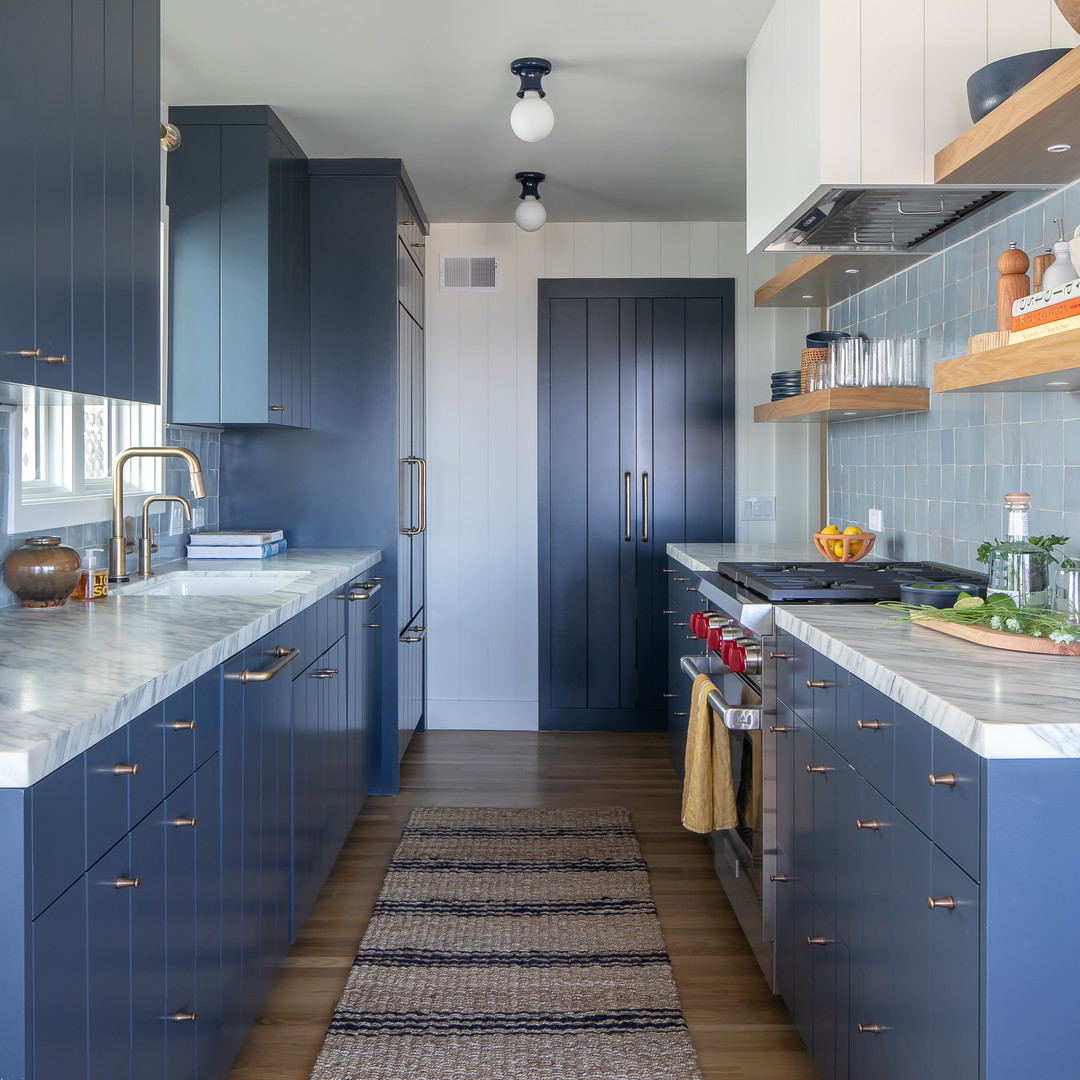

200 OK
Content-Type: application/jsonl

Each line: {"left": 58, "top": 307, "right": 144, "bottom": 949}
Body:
{"left": 844, "top": 268, "right": 860, "bottom": 275}
{"left": 1047, "top": 144, "right": 1071, "bottom": 153}
{"left": 801, "top": 294, "right": 814, "bottom": 300}
{"left": 1046, "top": 380, "right": 1070, "bottom": 387}
{"left": 842, "top": 411, "right": 857, "bottom": 416}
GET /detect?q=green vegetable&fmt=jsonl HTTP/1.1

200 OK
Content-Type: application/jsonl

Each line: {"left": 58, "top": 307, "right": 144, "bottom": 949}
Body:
{"left": 909, "top": 583, "right": 959, "bottom": 590}
{"left": 876, "top": 595, "right": 1080, "bottom": 644}
{"left": 977, "top": 534, "right": 1076, "bottom": 570}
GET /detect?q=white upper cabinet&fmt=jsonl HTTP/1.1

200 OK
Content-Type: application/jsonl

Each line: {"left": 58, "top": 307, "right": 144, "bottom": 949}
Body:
{"left": 745, "top": 0, "right": 1078, "bottom": 253}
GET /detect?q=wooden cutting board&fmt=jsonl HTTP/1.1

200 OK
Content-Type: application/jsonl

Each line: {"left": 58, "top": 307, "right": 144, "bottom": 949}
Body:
{"left": 913, "top": 617, "right": 1080, "bottom": 655}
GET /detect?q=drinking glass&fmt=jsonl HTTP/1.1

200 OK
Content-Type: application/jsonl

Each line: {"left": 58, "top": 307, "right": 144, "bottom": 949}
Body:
{"left": 1054, "top": 568, "right": 1080, "bottom": 623}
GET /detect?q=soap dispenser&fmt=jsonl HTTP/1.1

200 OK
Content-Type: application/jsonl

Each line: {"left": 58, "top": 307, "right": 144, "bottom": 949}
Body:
{"left": 1040, "top": 219, "right": 1077, "bottom": 292}
{"left": 71, "top": 547, "right": 108, "bottom": 601}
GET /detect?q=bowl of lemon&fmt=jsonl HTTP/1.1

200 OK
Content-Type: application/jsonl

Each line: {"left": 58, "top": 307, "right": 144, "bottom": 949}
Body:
{"left": 813, "top": 525, "right": 876, "bottom": 563}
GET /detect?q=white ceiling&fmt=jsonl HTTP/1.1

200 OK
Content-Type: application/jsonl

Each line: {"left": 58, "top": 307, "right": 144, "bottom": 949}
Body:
{"left": 161, "top": 0, "right": 773, "bottom": 224}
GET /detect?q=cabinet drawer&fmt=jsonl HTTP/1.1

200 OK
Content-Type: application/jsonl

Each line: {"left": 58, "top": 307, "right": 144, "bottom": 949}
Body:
{"left": 893, "top": 700, "right": 933, "bottom": 838}
{"left": 667, "top": 569, "right": 701, "bottom": 612}
{"left": 129, "top": 701, "right": 167, "bottom": 825}
{"left": 929, "top": 727, "right": 983, "bottom": 881}
{"left": 772, "top": 629, "right": 795, "bottom": 709}
{"left": 31, "top": 754, "right": 84, "bottom": 918}
{"left": 85, "top": 725, "right": 132, "bottom": 869}
{"left": 839, "top": 679, "right": 894, "bottom": 802}
{"left": 296, "top": 591, "right": 347, "bottom": 672}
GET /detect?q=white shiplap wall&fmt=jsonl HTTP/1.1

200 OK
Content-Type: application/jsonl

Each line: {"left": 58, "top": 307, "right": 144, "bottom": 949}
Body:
{"left": 424, "top": 221, "right": 819, "bottom": 731}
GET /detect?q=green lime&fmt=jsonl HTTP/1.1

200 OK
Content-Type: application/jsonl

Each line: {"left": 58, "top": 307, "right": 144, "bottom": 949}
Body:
{"left": 953, "top": 596, "right": 985, "bottom": 611}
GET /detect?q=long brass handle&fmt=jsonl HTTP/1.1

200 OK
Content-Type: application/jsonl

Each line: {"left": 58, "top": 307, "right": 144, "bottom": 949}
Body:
{"left": 928, "top": 772, "right": 958, "bottom": 787}
{"left": 857, "top": 719, "right": 882, "bottom": 730}
{"left": 641, "top": 472, "right": 649, "bottom": 543}
{"left": 115, "top": 876, "right": 141, "bottom": 889}
{"left": 226, "top": 646, "right": 301, "bottom": 684}
{"left": 400, "top": 457, "right": 427, "bottom": 535}
{"left": 624, "top": 472, "right": 632, "bottom": 541}
{"left": 169, "top": 719, "right": 196, "bottom": 731}
{"left": 170, "top": 817, "right": 197, "bottom": 828}
{"left": 927, "top": 896, "right": 956, "bottom": 910}
{"left": 855, "top": 819, "right": 881, "bottom": 830}
{"left": 349, "top": 582, "right": 383, "bottom": 601}
{"left": 112, "top": 763, "right": 139, "bottom": 776}
{"left": 168, "top": 1012, "right": 197, "bottom": 1023}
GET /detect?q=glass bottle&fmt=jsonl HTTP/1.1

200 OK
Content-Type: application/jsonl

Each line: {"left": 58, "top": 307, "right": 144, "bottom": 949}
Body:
{"left": 986, "top": 493, "right": 1049, "bottom": 607}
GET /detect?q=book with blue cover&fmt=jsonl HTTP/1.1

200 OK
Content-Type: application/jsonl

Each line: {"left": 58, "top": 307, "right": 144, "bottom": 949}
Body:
{"left": 188, "top": 529, "right": 284, "bottom": 546}
{"left": 186, "top": 539, "right": 288, "bottom": 559}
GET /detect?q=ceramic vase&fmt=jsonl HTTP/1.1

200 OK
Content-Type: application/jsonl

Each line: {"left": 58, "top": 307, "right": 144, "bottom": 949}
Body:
{"left": 3, "top": 536, "right": 83, "bottom": 608}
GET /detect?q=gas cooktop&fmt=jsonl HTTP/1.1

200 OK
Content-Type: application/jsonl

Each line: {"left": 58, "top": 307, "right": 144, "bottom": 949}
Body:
{"left": 714, "top": 560, "right": 986, "bottom": 603}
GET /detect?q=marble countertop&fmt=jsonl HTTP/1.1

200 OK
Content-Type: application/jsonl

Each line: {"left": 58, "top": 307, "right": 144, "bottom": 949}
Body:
{"left": 0, "top": 548, "right": 380, "bottom": 787}
{"left": 667, "top": 542, "right": 1080, "bottom": 760}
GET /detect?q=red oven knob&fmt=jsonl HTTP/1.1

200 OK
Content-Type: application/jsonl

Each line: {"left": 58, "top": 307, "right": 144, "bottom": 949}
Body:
{"left": 690, "top": 612, "right": 707, "bottom": 637}
{"left": 726, "top": 643, "right": 747, "bottom": 673}
{"left": 706, "top": 626, "right": 724, "bottom": 650}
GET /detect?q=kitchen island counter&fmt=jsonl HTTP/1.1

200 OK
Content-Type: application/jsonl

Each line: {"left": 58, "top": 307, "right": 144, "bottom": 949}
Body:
{"left": 0, "top": 548, "right": 380, "bottom": 786}
{"left": 668, "top": 541, "right": 1080, "bottom": 760}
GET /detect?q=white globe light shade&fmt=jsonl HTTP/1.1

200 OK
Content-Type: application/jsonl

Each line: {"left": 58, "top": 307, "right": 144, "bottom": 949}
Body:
{"left": 515, "top": 196, "right": 547, "bottom": 232}
{"left": 510, "top": 91, "right": 555, "bottom": 142}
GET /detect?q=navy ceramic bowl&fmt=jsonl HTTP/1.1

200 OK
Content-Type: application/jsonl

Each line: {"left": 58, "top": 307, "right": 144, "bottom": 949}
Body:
{"left": 967, "top": 49, "right": 1070, "bottom": 123}
{"left": 806, "top": 331, "right": 850, "bottom": 349}
{"left": 899, "top": 583, "right": 964, "bottom": 608}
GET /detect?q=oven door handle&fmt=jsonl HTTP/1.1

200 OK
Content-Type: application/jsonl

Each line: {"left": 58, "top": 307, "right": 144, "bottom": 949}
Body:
{"left": 679, "top": 654, "right": 762, "bottom": 731}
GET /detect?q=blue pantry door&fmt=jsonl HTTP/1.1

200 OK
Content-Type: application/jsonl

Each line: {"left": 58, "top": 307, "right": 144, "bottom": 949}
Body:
{"left": 538, "top": 279, "right": 735, "bottom": 731}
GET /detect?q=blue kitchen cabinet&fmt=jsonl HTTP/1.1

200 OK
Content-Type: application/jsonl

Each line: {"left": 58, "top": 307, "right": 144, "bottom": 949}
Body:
{"left": 346, "top": 575, "right": 382, "bottom": 813}
{"left": 0, "top": 0, "right": 159, "bottom": 402}
{"left": 168, "top": 105, "right": 310, "bottom": 427}
{"left": 663, "top": 560, "right": 709, "bottom": 776}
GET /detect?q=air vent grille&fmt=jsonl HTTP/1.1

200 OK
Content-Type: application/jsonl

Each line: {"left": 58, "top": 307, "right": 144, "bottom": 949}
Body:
{"left": 441, "top": 255, "right": 499, "bottom": 291}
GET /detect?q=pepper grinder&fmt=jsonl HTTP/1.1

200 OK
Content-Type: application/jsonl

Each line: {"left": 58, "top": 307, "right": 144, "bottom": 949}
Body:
{"left": 996, "top": 242, "right": 1030, "bottom": 332}
{"left": 1040, "top": 219, "right": 1076, "bottom": 291}
{"left": 1032, "top": 247, "right": 1054, "bottom": 293}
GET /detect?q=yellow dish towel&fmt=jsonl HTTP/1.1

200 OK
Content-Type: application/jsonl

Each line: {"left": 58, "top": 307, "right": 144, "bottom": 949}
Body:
{"left": 681, "top": 673, "right": 738, "bottom": 833}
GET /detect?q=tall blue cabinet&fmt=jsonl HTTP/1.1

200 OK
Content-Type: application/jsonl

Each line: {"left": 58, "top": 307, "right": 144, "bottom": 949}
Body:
{"left": 220, "top": 159, "right": 428, "bottom": 795}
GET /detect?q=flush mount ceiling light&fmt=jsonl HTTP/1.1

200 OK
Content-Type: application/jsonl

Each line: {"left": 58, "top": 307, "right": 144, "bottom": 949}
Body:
{"left": 160, "top": 122, "right": 181, "bottom": 151}
{"left": 510, "top": 58, "right": 554, "bottom": 142}
{"left": 1047, "top": 143, "right": 1072, "bottom": 153}
{"left": 514, "top": 171, "right": 547, "bottom": 232}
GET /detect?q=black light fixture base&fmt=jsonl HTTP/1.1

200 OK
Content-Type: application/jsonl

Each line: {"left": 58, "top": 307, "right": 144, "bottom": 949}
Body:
{"left": 511, "top": 58, "right": 552, "bottom": 98}
{"left": 515, "top": 171, "right": 545, "bottom": 200}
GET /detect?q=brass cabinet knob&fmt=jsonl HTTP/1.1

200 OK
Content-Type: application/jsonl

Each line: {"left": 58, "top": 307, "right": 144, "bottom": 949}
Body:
{"left": 170, "top": 817, "right": 197, "bottom": 828}
{"left": 855, "top": 819, "right": 881, "bottom": 831}
{"left": 662, "top": 693, "right": 679, "bottom": 699}
{"left": 14, "top": 348, "right": 42, "bottom": 358}
{"left": 770, "top": 652, "right": 791, "bottom": 660}
{"left": 928, "top": 772, "right": 958, "bottom": 787}
{"left": 112, "top": 763, "right": 139, "bottom": 776}
{"left": 685, "top": 586, "right": 698, "bottom": 593}
{"left": 858, "top": 1023, "right": 884, "bottom": 1035}
{"left": 661, "top": 609, "right": 678, "bottom": 614}
{"left": 168, "top": 1012, "right": 197, "bottom": 1023}
{"left": 806, "top": 764, "right": 830, "bottom": 774}
{"left": 806, "top": 680, "right": 830, "bottom": 689}
{"left": 311, "top": 668, "right": 339, "bottom": 679}
{"left": 673, "top": 621, "right": 689, "bottom": 627}
{"left": 770, "top": 874, "right": 795, "bottom": 882}
{"left": 856, "top": 718, "right": 882, "bottom": 730}
{"left": 673, "top": 711, "right": 689, "bottom": 717}
{"left": 363, "top": 622, "right": 381, "bottom": 628}
{"left": 806, "top": 936, "right": 832, "bottom": 946}
{"left": 42, "top": 355, "right": 68, "bottom": 365}
{"left": 169, "top": 719, "right": 196, "bottom": 731}
{"left": 114, "top": 876, "right": 141, "bottom": 889}
{"left": 268, "top": 405, "right": 285, "bottom": 411}
{"left": 673, "top": 576, "right": 688, "bottom": 582}
{"left": 662, "top": 568, "right": 676, "bottom": 574}
{"left": 927, "top": 896, "right": 956, "bottom": 910}
{"left": 769, "top": 725, "right": 794, "bottom": 733}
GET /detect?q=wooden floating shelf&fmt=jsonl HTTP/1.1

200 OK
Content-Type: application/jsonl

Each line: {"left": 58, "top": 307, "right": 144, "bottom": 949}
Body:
{"left": 935, "top": 46, "right": 1080, "bottom": 185}
{"left": 754, "top": 253, "right": 927, "bottom": 309}
{"left": 934, "top": 327, "right": 1080, "bottom": 393}
{"left": 753, "top": 387, "right": 931, "bottom": 423}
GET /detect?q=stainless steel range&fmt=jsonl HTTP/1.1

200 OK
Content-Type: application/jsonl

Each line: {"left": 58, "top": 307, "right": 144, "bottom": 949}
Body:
{"left": 673, "top": 558, "right": 985, "bottom": 990}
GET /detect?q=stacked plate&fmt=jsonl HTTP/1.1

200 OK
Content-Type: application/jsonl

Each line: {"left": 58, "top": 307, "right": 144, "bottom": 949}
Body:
{"left": 770, "top": 369, "right": 802, "bottom": 401}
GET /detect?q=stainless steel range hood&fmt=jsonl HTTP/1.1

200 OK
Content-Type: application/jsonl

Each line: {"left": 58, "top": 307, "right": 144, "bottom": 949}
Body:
{"left": 764, "top": 186, "right": 1010, "bottom": 253}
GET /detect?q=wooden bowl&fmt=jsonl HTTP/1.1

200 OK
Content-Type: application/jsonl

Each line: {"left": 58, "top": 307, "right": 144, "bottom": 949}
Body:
{"left": 812, "top": 531, "right": 877, "bottom": 563}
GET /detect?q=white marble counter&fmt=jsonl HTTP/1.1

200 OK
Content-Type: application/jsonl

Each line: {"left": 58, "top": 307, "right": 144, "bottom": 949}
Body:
{"left": 0, "top": 548, "right": 380, "bottom": 787}
{"left": 667, "top": 541, "right": 1080, "bottom": 760}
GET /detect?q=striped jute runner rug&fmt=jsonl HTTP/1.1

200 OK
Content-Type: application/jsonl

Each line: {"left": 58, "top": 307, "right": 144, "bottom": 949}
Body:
{"left": 309, "top": 806, "right": 703, "bottom": 1080}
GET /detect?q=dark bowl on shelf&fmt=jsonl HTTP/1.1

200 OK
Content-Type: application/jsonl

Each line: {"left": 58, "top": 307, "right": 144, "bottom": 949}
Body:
{"left": 966, "top": 49, "right": 1071, "bottom": 123}
{"left": 806, "top": 331, "right": 850, "bottom": 349}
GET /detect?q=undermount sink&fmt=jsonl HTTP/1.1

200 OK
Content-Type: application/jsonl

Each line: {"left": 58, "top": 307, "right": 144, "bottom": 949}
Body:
{"left": 115, "top": 570, "right": 309, "bottom": 597}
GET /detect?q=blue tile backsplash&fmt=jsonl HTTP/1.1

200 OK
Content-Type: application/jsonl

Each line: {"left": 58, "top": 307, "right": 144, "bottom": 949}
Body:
{"left": 828, "top": 183, "right": 1080, "bottom": 571}
{"left": 0, "top": 419, "right": 220, "bottom": 608}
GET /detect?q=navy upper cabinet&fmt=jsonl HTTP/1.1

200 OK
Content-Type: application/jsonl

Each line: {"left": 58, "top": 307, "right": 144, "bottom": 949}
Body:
{"left": 0, "top": 0, "right": 160, "bottom": 403}
{"left": 168, "top": 106, "right": 310, "bottom": 427}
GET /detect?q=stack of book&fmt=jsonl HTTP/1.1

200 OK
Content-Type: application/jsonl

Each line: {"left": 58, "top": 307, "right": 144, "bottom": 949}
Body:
{"left": 186, "top": 530, "right": 287, "bottom": 559}
{"left": 1011, "top": 278, "right": 1080, "bottom": 343}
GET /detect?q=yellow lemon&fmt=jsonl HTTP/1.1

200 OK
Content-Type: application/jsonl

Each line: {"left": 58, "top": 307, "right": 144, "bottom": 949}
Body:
{"left": 843, "top": 525, "right": 863, "bottom": 555}
{"left": 820, "top": 524, "right": 840, "bottom": 535}
{"left": 831, "top": 540, "right": 845, "bottom": 558}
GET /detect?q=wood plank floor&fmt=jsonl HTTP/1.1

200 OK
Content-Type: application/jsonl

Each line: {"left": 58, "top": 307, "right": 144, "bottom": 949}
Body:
{"left": 227, "top": 731, "right": 817, "bottom": 1080}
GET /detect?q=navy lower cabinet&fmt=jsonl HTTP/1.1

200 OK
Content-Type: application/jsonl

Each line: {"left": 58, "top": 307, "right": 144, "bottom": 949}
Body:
{"left": 663, "top": 559, "right": 709, "bottom": 776}
{"left": 772, "top": 632, "right": 1080, "bottom": 1079}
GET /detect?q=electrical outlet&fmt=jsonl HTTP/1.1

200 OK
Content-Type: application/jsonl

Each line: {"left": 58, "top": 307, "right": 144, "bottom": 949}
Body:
{"left": 191, "top": 506, "right": 206, "bottom": 528}
{"left": 741, "top": 496, "right": 776, "bottom": 521}
{"left": 169, "top": 502, "right": 184, "bottom": 535}
{"left": 868, "top": 507, "right": 883, "bottom": 532}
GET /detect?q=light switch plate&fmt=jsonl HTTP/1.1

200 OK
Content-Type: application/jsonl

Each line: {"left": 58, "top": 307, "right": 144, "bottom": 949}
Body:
{"left": 868, "top": 507, "right": 883, "bottom": 531}
{"left": 191, "top": 506, "right": 206, "bottom": 528}
{"left": 741, "top": 496, "right": 776, "bottom": 521}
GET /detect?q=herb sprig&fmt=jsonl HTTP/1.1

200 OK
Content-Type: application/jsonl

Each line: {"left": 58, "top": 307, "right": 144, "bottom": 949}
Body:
{"left": 876, "top": 593, "right": 1080, "bottom": 644}
{"left": 975, "top": 534, "right": 1076, "bottom": 570}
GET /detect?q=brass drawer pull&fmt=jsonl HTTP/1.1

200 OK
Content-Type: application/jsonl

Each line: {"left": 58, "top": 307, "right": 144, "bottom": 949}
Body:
{"left": 685, "top": 586, "right": 698, "bottom": 593}
{"left": 42, "top": 354, "right": 68, "bottom": 365}
{"left": 311, "top": 668, "right": 338, "bottom": 679}
{"left": 806, "top": 680, "right": 830, "bottom": 689}
{"left": 112, "top": 763, "right": 139, "bottom": 776}
{"left": 855, "top": 819, "right": 881, "bottom": 831}
{"left": 769, "top": 725, "right": 794, "bottom": 733}
{"left": 114, "top": 876, "right": 141, "bottom": 889}
{"left": 662, "top": 693, "right": 679, "bottom": 699}
{"left": 858, "top": 1023, "right": 884, "bottom": 1035}
{"left": 662, "top": 568, "right": 676, "bottom": 574}
{"left": 770, "top": 652, "right": 791, "bottom": 660}
{"left": 168, "top": 1012, "right": 197, "bottom": 1023}
{"left": 806, "top": 936, "right": 832, "bottom": 946}
{"left": 927, "top": 896, "right": 956, "bottom": 910}
{"left": 169, "top": 719, "right": 196, "bottom": 731}
{"left": 673, "top": 576, "right": 689, "bottom": 581}
{"left": 673, "top": 711, "right": 689, "bottom": 717}
{"left": 227, "top": 646, "right": 301, "bottom": 684}
{"left": 348, "top": 583, "right": 383, "bottom": 600}
{"left": 673, "top": 621, "right": 689, "bottom": 627}
{"left": 268, "top": 405, "right": 285, "bottom": 411}
{"left": 806, "top": 764, "right": 830, "bottom": 774}
{"left": 770, "top": 874, "right": 795, "bottom": 882}
{"left": 170, "top": 817, "right": 197, "bottom": 828}
{"left": 928, "top": 772, "right": 958, "bottom": 787}
{"left": 662, "top": 609, "right": 678, "bottom": 614}
{"left": 856, "top": 719, "right": 881, "bottom": 730}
